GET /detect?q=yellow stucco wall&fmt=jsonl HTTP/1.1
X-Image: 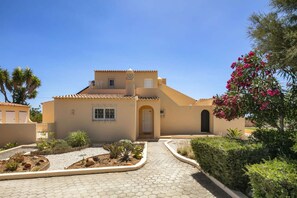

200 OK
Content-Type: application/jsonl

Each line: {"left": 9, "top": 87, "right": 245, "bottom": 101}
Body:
{"left": 94, "top": 71, "right": 158, "bottom": 89}
{"left": 0, "top": 123, "right": 36, "bottom": 146}
{"left": 0, "top": 105, "right": 30, "bottom": 123}
{"left": 213, "top": 117, "right": 245, "bottom": 135}
{"left": 54, "top": 98, "right": 137, "bottom": 142}
{"left": 42, "top": 101, "right": 55, "bottom": 123}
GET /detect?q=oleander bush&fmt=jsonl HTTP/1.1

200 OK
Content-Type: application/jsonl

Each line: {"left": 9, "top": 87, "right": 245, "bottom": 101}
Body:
{"left": 191, "top": 137, "right": 268, "bottom": 193}
{"left": 66, "top": 131, "right": 90, "bottom": 148}
{"left": 246, "top": 159, "right": 297, "bottom": 198}
{"left": 251, "top": 129, "right": 297, "bottom": 158}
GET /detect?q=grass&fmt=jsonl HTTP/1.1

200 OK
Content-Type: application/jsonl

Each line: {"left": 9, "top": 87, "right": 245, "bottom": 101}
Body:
{"left": 245, "top": 127, "right": 257, "bottom": 134}
{"left": 176, "top": 141, "right": 195, "bottom": 160}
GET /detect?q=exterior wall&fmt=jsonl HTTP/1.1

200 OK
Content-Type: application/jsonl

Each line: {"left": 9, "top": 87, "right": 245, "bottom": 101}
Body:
{"left": 137, "top": 88, "right": 214, "bottom": 134}
{"left": 54, "top": 98, "right": 137, "bottom": 142}
{"left": 159, "top": 85, "right": 196, "bottom": 105}
{"left": 0, "top": 123, "right": 36, "bottom": 146}
{"left": 213, "top": 117, "right": 245, "bottom": 135}
{"left": 137, "top": 100, "right": 160, "bottom": 139}
{"left": 0, "top": 105, "right": 30, "bottom": 123}
{"left": 94, "top": 71, "right": 158, "bottom": 89}
{"left": 42, "top": 101, "right": 55, "bottom": 123}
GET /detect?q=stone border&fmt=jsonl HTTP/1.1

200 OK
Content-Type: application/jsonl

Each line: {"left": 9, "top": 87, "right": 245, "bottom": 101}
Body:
{"left": 164, "top": 140, "right": 247, "bottom": 198}
{"left": 0, "top": 142, "right": 147, "bottom": 181}
{"left": 0, "top": 144, "right": 36, "bottom": 155}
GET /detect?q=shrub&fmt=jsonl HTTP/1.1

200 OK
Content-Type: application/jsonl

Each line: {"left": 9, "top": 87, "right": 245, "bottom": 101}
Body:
{"left": 251, "top": 129, "right": 297, "bottom": 158}
{"left": 191, "top": 137, "right": 268, "bottom": 193}
{"left": 52, "top": 139, "right": 71, "bottom": 152}
{"left": 246, "top": 159, "right": 297, "bottom": 198}
{"left": 10, "top": 153, "right": 24, "bottom": 163}
{"left": 5, "top": 160, "right": 18, "bottom": 171}
{"left": 66, "top": 131, "right": 90, "bottom": 147}
{"left": 104, "top": 143, "right": 122, "bottom": 159}
{"left": 226, "top": 128, "right": 243, "bottom": 140}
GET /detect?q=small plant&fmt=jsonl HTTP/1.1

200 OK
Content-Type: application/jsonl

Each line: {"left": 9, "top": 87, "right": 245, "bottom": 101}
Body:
{"left": 132, "top": 145, "right": 143, "bottom": 160}
{"left": 226, "top": 128, "right": 243, "bottom": 140}
{"left": 5, "top": 160, "right": 18, "bottom": 171}
{"left": 10, "top": 153, "right": 24, "bottom": 163}
{"left": 66, "top": 130, "right": 90, "bottom": 147}
{"left": 3, "top": 142, "right": 18, "bottom": 150}
{"left": 106, "top": 143, "right": 122, "bottom": 159}
{"left": 118, "top": 140, "right": 134, "bottom": 162}
{"left": 177, "top": 142, "right": 195, "bottom": 160}
{"left": 52, "top": 139, "right": 71, "bottom": 152}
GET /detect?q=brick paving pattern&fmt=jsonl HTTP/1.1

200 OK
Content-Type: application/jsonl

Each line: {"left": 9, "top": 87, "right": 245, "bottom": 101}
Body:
{"left": 0, "top": 141, "right": 230, "bottom": 198}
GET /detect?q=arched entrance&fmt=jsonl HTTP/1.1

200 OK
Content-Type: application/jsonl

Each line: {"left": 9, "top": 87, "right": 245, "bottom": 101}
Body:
{"left": 201, "top": 110, "right": 210, "bottom": 132}
{"left": 139, "top": 106, "right": 154, "bottom": 138}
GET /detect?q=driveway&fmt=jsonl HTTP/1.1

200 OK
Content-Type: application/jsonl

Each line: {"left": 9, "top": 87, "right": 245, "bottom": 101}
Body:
{"left": 0, "top": 140, "right": 229, "bottom": 198}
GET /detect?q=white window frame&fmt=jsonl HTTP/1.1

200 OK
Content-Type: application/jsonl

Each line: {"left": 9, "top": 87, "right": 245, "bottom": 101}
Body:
{"left": 144, "top": 78, "right": 153, "bottom": 88}
{"left": 93, "top": 107, "right": 116, "bottom": 121}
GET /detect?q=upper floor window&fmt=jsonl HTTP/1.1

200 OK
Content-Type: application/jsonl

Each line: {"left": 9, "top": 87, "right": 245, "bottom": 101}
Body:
{"left": 93, "top": 107, "right": 116, "bottom": 121}
{"left": 144, "top": 78, "right": 153, "bottom": 88}
{"left": 108, "top": 78, "right": 115, "bottom": 88}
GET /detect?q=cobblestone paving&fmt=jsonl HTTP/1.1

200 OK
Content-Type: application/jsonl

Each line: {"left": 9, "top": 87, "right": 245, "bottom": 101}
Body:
{"left": 0, "top": 141, "right": 230, "bottom": 198}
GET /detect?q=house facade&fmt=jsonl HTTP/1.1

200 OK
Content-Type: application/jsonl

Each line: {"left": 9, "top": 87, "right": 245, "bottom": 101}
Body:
{"left": 42, "top": 70, "right": 244, "bottom": 141}
{"left": 0, "top": 102, "right": 30, "bottom": 123}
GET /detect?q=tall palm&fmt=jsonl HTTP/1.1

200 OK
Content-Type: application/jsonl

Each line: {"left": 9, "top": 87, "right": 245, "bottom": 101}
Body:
{"left": 0, "top": 67, "right": 41, "bottom": 105}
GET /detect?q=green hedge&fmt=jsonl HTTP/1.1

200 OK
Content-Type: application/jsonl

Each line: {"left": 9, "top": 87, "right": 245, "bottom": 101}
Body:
{"left": 246, "top": 159, "right": 297, "bottom": 198}
{"left": 252, "top": 129, "right": 297, "bottom": 158}
{"left": 191, "top": 137, "right": 268, "bottom": 192}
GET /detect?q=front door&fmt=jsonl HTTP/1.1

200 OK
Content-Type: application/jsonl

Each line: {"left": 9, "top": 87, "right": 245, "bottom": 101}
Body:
{"left": 142, "top": 109, "right": 153, "bottom": 133}
{"left": 201, "top": 110, "right": 210, "bottom": 132}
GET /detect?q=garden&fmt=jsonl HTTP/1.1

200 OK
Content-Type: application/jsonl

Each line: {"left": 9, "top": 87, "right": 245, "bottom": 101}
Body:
{"left": 190, "top": 49, "right": 297, "bottom": 197}
{"left": 0, "top": 130, "right": 144, "bottom": 174}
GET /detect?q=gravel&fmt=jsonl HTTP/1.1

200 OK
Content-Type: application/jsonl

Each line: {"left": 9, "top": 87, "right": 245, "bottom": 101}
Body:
{"left": 45, "top": 147, "right": 109, "bottom": 170}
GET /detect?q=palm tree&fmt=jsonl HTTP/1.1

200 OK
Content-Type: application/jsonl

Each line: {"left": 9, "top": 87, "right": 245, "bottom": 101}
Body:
{"left": 0, "top": 67, "right": 41, "bottom": 105}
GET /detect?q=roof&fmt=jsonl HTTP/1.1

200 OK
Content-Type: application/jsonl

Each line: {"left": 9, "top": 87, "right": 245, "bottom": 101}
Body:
{"left": 77, "top": 86, "right": 89, "bottom": 94}
{"left": 94, "top": 70, "right": 157, "bottom": 73}
{"left": 194, "top": 98, "right": 214, "bottom": 106}
{"left": 0, "top": 102, "right": 29, "bottom": 108}
{"left": 53, "top": 94, "right": 135, "bottom": 100}
{"left": 138, "top": 96, "right": 160, "bottom": 101}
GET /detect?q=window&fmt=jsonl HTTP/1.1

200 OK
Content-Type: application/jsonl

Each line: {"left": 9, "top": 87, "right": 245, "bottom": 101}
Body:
{"left": 93, "top": 107, "right": 116, "bottom": 121}
{"left": 144, "top": 78, "right": 153, "bottom": 88}
{"left": 108, "top": 78, "right": 115, "bottom": 88}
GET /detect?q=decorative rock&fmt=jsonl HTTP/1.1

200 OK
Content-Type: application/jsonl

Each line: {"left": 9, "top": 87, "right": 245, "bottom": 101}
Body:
{"left": 39, "top": 159, "right": 45, "bottom": 163}
{"left": 92, "top": 156, "right": 99, "bottom": 162}
{"left": 23, "top": 163, "right": 32, "bottom": 169}
{"left": 33, "top": 156, "right": 39, "bottom": 160}
{"left": 86, "top": 158, "right": 95, "bottom": 167}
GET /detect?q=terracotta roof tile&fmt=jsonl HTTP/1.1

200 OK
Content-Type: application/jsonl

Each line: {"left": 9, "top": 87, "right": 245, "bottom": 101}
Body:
{"left": 0, "top": 102, "right": 29, "bottom": 107}
{"left": 53, "top": 94, "right": 135, "bottom": 100}
{"left": 138, "top": 96, "right": 160, "bottom": 100}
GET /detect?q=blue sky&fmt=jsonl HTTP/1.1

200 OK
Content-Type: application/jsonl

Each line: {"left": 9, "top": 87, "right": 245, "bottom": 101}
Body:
{"left": 0, "top": 0, "right": 270, "bottom": 108}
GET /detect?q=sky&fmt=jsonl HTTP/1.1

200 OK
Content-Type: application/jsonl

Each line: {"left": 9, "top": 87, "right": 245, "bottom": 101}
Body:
{"left": 0, "top": 0, "right": 270, "bottom": 108}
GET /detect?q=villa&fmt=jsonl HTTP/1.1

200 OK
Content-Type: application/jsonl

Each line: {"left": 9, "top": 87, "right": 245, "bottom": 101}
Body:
{"left": 42, "top": 70, "right": 244, "bottom": 141}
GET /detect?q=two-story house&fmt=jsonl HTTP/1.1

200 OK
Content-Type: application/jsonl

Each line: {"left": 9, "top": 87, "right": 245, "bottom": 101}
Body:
{"left": 42, "top": 70, "right": 244, "bottom": 141}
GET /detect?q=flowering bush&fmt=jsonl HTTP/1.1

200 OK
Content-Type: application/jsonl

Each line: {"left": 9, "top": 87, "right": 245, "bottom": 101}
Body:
{"left": 213, "top": 51, "right": 289, "bottom": 131}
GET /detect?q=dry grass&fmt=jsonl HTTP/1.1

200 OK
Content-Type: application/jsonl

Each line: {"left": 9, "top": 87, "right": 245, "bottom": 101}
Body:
{"left": 176, "top": 141, "right": 195, "bottom": 160}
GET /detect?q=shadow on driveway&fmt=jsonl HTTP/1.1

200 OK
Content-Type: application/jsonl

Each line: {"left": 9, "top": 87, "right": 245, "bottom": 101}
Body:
{"left": 191, "top": 172, "right": 231, "bottom": 198}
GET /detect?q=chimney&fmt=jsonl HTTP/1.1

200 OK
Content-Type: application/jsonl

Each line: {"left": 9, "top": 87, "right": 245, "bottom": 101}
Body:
{"left": 126, "top": 69, "right": 135, "bottom": 96}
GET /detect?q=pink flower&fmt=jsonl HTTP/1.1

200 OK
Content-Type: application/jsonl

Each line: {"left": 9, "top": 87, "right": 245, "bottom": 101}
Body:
{"left": 231, "top": 62, "right": 237, "bottom": 69}
{"left": 248, "top": 51, "right": 255, "bottom": 57}
{"left": 226, "top": 83, "right": 231, "bottom": 90}
{"left": 260, "top": 102, "right": 269, "bottom": 110}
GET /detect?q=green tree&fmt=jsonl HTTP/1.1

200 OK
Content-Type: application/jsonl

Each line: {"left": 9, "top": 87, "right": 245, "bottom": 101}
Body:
{"left": 249, "top": 0, "right": 297, "bottom": 79}
{"left": 0, "top": 67, "right": 41, "bottom": 105}
{"left": 30, "top": 106, "right": 42, "bottom": 123}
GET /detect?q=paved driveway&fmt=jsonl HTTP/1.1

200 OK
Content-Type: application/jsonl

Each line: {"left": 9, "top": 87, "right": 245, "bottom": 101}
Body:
{"left": 0, "top": 141, "right": 229, "bottom": 198}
